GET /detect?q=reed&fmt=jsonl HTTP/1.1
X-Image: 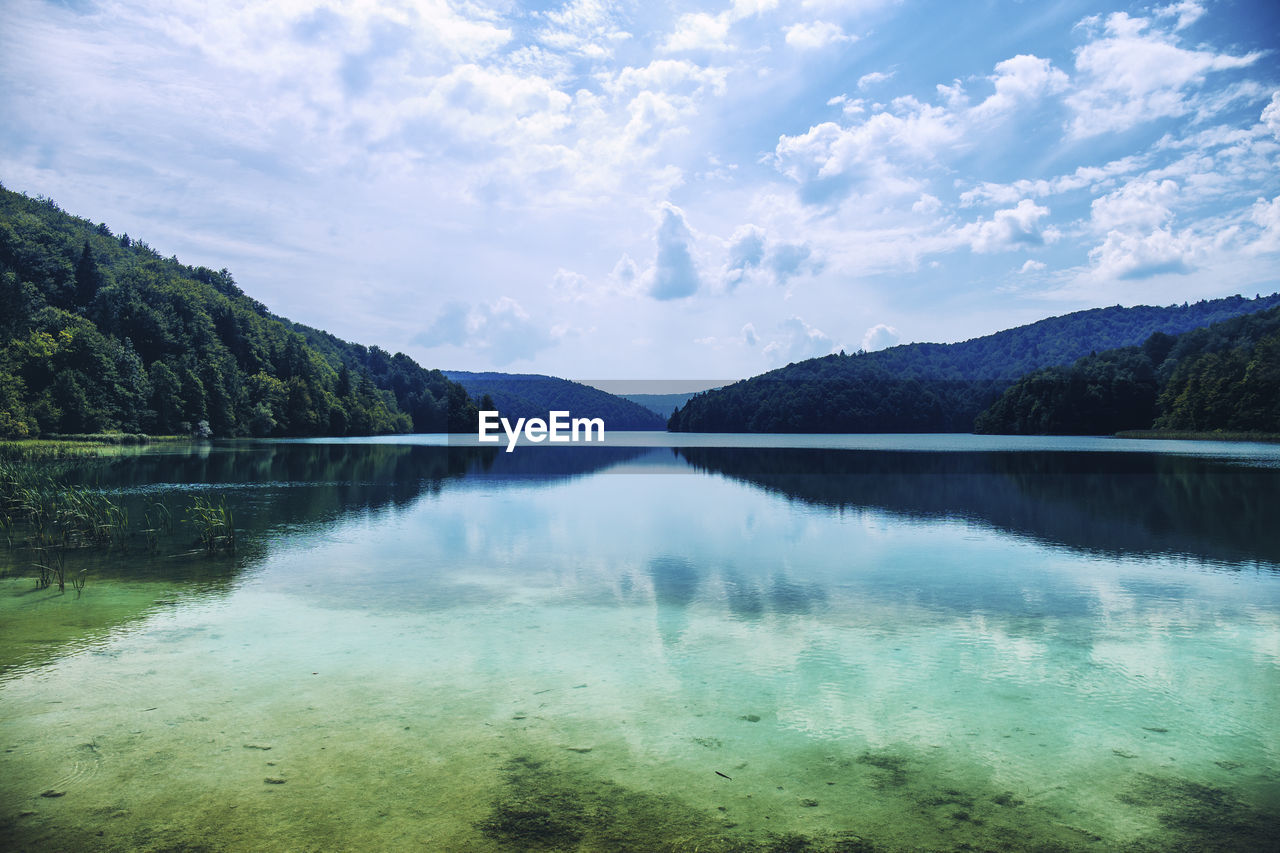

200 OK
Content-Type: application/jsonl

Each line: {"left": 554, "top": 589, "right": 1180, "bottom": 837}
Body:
{"left": 0, "top": 440, "right": 110, "bottom": 462}
{"left": 2, "top": 460, "right": 241, "bottom": 597}
{"left": 33, "top": 547, "right": 66, "bottom": 592}
{"left": 0, "top": 462, "right": 132, "bottom": 558}
{"left": 141, "top": 499, "right": 173, "bottom": 554}
{"left": 186, "top": 495, "right": 236, "bottom": 554}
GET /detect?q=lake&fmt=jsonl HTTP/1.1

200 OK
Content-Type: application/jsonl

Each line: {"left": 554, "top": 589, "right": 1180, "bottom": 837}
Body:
{"left": 2, "top": 434, "right": 1278, "bottom": 851}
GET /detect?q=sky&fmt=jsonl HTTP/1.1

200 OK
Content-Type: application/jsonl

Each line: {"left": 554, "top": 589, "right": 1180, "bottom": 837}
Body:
{"left": 2, "top": 0, "right": 1279, "bottom": 382}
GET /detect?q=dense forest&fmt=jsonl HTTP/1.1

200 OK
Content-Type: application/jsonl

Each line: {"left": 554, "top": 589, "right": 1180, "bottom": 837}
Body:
{"left": 444, "top": 371, "right": 666, "bottom": 430}
{"left": 668, "top": 294, "right": 1280, "bottom": 433}
{"left": 0, "top": 185, "right": 476, "bottom": 438}
{"left": 975, "top": 306, "right": 1280, "bottom": 434}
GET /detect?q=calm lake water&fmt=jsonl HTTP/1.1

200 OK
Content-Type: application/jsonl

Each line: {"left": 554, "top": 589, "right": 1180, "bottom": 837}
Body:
{"left": 2, "top": 434, "right": 1278, "bottom": 851}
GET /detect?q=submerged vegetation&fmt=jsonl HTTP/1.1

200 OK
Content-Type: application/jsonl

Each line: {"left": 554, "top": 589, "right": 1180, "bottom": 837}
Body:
{"left": 0, "top": 457, "right": 238, "bottom": 594}
{"left": 186, "top": 494, "right": 235, "bottom": 554}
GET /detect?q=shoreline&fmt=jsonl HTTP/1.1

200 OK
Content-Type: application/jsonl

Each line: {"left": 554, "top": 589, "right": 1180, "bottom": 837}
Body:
{"left": 1114, "top": 430, "right": 1280, "bottom": 443}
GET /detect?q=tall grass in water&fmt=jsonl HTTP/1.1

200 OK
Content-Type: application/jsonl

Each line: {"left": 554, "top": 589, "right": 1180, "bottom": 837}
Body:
{"left": 0, "top": 435, "right": 192, "bottom": 462}
{"left": 33, "top": 547, "right": 66, "bottom": 592}
{"left": 0, "top": 462, "right": 130, "bottom": 549}
{"left": 54, "top": 486, "right": 130, "bottom": 549}
{"left": 186, "top": 496, "right": 235, "bottom": 554}
{"left": 2, "top": 460, "right": 238, "bottom": 596}
{"left": 142, "top": 500, "right": 173, "bottom": 553}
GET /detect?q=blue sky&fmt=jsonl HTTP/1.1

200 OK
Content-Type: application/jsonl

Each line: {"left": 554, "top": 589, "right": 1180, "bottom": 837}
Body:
{"left": 3, "top": 0, "right": 1278, "bottom": 381}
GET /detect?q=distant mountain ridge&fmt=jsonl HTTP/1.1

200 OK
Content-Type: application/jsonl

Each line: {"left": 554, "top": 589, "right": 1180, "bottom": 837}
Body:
{"left": 669, "top": 294, "right": 1280, "bottom": 434}
{"left": 444, "top": 371, "right": 666, "bottom": 431}
{"left": 620, "top": 392, "right": 707, "bottom": 419}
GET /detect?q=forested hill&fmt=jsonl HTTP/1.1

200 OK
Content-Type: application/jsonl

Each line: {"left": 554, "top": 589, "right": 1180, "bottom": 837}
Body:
{"left": 444, "top": 371, "right": 667, "bottom": 431}
{"left": 975, "top": 306, "right": 1280, "bottom": 435}
{"left": 668, "top": 294, "right": 1280, "bottom": 434}
{"left": 0, "top": 185, "right": 476, "bottom": 438}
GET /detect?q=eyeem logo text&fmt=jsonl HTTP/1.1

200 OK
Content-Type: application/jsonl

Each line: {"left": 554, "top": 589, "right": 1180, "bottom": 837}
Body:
{"left": 478, "top": 411, "right": 605, "bottom": 452}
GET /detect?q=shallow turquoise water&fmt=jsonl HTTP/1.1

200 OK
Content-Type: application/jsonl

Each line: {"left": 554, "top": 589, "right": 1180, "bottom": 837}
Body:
{"left": 2, "top": 436, "right": 1278, "bottom": 850}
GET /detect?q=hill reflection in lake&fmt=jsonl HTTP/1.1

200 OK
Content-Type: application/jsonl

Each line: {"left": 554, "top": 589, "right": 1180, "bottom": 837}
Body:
{"left": 677, "top": 446, "right": 1280, "bottom": 569}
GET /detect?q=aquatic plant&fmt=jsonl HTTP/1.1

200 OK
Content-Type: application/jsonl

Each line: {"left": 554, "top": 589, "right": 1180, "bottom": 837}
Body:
{"left": 0, "top": 461, "right": 134, "bottom": 583}
{"left": 2, "top": 460, "right": 239, "bottom": 598}
{"left": 141, "top": 499, "right": 173, "bottom": 553}
{"left": 33, "top": 547, "right": 66, "bottom": 592}
{"left": 186, "top": 495, "right": 235, "bottom": 554}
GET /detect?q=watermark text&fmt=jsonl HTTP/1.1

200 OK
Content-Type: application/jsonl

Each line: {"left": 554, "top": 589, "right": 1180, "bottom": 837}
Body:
{"left": 478, "top": 411, "right": 605, "bottom": 452}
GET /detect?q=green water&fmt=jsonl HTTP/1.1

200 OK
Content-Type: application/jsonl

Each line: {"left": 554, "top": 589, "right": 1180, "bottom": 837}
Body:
{"left": 1, "top": 436, "right": 1278, "bottom": 851}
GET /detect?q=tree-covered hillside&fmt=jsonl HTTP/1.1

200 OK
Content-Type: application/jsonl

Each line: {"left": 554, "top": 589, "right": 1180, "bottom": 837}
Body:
{"left": 0, "top": 185, "right": 474, "bottom": 438}
{"left": 444, "top": 371, "right": 666, "bottom": 431}
{"left": 668, "top": 294, "right": 1280, "bottom": 434}
{"left": 975, "top": 306, "right": 1280, "bottom": 435}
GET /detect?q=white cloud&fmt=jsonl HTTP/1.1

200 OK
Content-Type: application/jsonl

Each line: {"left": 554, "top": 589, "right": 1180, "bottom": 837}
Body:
{"left": 861, "top": 323, "right": 899, "bottom": 351}
{"left": 784, "top": 21, "right": 855, "bottom": 50}
{"left": 662, "top": 12, "right": 732, "bottom": 52}
{"left": 535, "top": 0, "right": 631, "bottom": 60}
{"left": 5, "top": 0, "right": 1277, "bottom": 380}
{"left": 722, "top": 226, "right": 821, "bottom": 287}
{"left": 763, "top": 316, "right": 836, "bottom": 364}
{"left": 1068, "top": 11, "right": 1262, "bottom": 137}
{"left": 419, "top": 300, "right": 471, "bottom": 347}
{"left": 955, "top": 200, "right": 1057, "bottom": 253}
{"left": 769, "top": 241, "right": 820, "bottom": 284}
{"left": 550, "top": 267, "right": 593, "bottom": 301}
{"left": 970, "top": 54, "right": 1069, "bottom": 119}
{"left": 725, "top": 224, "right": 766, "bottom": 286}
{"left": 1248, "top": 195, "right": 1280, "bottom": 254}
{"left": 959, "top": 155, "right": 1148, "bottom": 205}
{"left": 1090, "top": 179, "right": 1180, "bottom": 232}
{"left": 418, "top": 63, "right": 574, "bottom": 141}
{"left": 773, "top": 53, "right": 1068, "bottom": 205}
{"left": 662, "top": 0, "right": 778, "bottom": 53}
{"left": 650, "top": 202, "right": 702, "bottom": 299}
{"left": 912, "top": 193, "right": 942, "bottom": 215}
{"left": 857, "top": 71, "right": 894, "bottom": 90}
{"left": 1154, "top": 1, "right": 1206, "bottom": 31}
{"left": 606, "top": 254, "right": 642, "bottom": 297}
{"left": 1263, "top": 91, "right": 1280, "bottom": 140}
{"left": 607, "top": 59, "right": 729, "bottom": 98}
{"left": 1089, "top": 228, "right": 1196, "bottom": 279}
{"left": 826, "top": 94, "right": 867, "bottom": 116}
{"left": 415, "top": 296, "right": 555, "bottom": 364}
{"left": 742, "top": 322, "right": 758, "bottom": 346}
{"left": 772, "top": 100, "right": 958, "bottom": 201}
{"left": 799, "top": 0, "right": 895, "bottom": 12}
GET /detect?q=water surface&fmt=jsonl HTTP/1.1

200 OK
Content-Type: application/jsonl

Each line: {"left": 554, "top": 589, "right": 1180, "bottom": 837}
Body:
{"left": 2, "top": 435, "right": 1277, "bottom": 851}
